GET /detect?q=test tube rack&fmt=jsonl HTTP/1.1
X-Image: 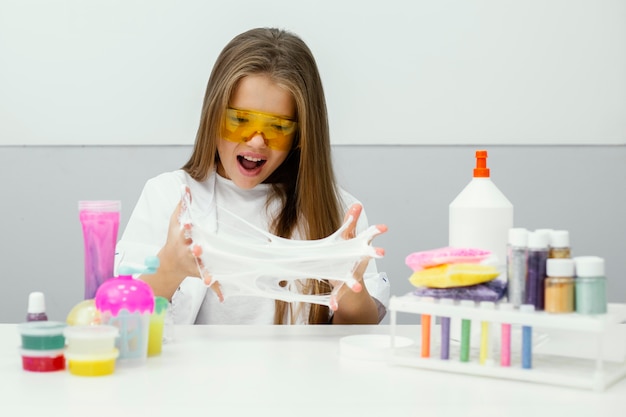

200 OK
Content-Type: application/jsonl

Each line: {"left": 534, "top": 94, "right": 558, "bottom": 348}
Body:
{"left": 388, "top": 294, "right": 626, "bottom": 391}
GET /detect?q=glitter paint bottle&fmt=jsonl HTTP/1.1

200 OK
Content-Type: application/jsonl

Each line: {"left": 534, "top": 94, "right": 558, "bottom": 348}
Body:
{"left": 525, "top": 231, "right": 549, "bottom": 310}
{"left": 544, "top": 258, "right": 575, "bottom": 314}
{"left": 549, "top": 230, "right": 571, "bottom": 259}
{"left": 507, "top": 228, "right": 528, "bottom": 307}
{"left": 574, "top": 256, "right": 607, "bottom": 315}
{"left": 449, "top": 150, "right": 513, "bottom": 272}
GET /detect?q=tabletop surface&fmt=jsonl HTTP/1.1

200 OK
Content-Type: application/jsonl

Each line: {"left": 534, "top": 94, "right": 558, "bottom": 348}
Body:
{"left": 1, "top": 323, "right": 625, "bottom": 417}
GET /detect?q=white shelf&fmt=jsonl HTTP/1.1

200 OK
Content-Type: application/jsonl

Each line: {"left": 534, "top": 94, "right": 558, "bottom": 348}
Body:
{"left": 388, "top": 294, "right": 626, "bottom": 391}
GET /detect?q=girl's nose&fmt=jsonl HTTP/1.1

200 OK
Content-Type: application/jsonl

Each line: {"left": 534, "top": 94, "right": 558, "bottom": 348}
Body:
{"left": 246, "top": 131, "right": 267, "bottom": 148}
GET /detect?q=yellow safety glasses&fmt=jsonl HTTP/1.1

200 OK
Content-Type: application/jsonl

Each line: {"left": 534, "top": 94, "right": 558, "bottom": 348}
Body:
{"left": 221, "top": 107, "right": 298, "bottom": 151}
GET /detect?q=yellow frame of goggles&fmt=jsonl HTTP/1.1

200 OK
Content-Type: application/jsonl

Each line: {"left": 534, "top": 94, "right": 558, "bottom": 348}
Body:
{"left": 221, "top": 107, "right": 298, "bottom": 151}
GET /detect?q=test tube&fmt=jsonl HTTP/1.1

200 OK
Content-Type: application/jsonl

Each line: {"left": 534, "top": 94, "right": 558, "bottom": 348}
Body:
{"left": 459, "top": 300, "right": 474, "bottom": 362}
{"left": 499, "top": 303, "right": 514, "bottom": 367}
{"left": 421, "top": 314, "right": 431, "bottom": 358}
{"left": 520, "top": 304, "right": 535, "bottom": 369}
{"left": 420, "top": 297, "right": 433, "bottom": 358}
{"left": 479, "top": 301, "right": 495, "bottom": 365}
{"left": 439, "top": 298, "right": 454, "bottom": 360}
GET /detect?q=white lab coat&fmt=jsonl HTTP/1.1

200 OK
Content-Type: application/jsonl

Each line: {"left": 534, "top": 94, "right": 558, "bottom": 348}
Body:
{"left": 116, "top": 169, "right": 390, "bottom": 324}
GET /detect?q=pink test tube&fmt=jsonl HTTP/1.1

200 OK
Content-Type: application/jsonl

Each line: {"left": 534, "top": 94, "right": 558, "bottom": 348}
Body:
{"left": 79, "top": 201, "right": 121, "bottom": 300}
{"left": 499, "top": 303, "right": 514, "bottom": 367}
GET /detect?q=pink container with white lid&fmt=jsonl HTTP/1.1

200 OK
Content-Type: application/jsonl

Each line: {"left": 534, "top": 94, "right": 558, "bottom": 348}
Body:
{"left": 95, "top": 257, "right": 158, "bottom": 364}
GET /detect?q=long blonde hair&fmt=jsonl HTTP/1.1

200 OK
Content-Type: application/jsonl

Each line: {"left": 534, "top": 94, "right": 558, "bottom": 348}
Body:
{"left": 182, "top": 28, "right": 342, "bottom": 324}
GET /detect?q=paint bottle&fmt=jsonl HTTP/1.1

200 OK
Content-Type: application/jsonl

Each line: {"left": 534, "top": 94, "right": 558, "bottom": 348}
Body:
{"left": 26, "top": 292, "right": 48, "bottom": 322}
{"left": 449, "top": 150, "right": 514, "bottom": 273}
{"left": 544, "top": 258, "right": 575, "bottom": 314}
{"left": 506, "top": 228, "right": 528, "bottom": 307}
{"left": 574, "top": 256, "right": 607, "bottom": 315}
{"left": 549, "top": 230, "right": 571, "bottom": 259}
{"left": 525, "top": 231, "right": 549, "bottom": 310}
{"left": 79, "top": 200, "right": 121, "bottom": 300}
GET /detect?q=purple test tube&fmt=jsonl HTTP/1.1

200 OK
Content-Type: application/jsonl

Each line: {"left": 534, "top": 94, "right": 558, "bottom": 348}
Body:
{"left": 439, "top": 298, "right": 453, "bottom": 360}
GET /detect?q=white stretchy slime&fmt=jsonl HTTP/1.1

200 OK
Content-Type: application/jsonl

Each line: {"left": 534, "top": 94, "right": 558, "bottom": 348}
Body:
{"left": 178, "top": 185, "right": 384, "bottom": 309}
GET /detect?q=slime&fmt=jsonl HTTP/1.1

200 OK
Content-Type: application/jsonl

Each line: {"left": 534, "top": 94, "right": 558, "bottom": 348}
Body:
{"left": 179, "top": 186, "right": 384, "bottom": 309}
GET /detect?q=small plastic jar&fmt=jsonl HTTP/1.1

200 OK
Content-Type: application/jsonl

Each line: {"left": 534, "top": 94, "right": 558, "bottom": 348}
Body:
{"left": 20, "top": 348, "right": 65, "bottom": 372}
{"left": 148, "top": 296, "right": 169, "bottom": 357}
{"left": 18, "top": 321, "right": 66, "bottom": 350}
{"left": 65, "top": 349, "right": 119, "bottom": 377}
{"left": 574, "top": 256, "right": 607, "bottom": 315}
{"left": 544, "top": 258, "right": 575, "bottom": 313}
{"left": 64, "top": 325, "right": 119, "bottom": 356}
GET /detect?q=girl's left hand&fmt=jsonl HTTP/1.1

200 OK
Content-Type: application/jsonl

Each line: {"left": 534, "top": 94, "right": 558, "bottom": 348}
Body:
{"left": 329, "top": 203, "right": 387, "bottom": 319}
{"left": 340, "top": 203, "right": 387, "bottom": 284}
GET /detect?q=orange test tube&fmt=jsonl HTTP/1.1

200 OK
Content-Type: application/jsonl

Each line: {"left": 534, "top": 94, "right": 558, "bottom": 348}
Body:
{"left": 421, "top": 314, "right": 431, "bottom": 358}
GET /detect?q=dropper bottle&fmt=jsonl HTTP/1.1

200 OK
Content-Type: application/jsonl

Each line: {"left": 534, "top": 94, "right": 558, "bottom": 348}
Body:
{"left": 26, "top": 291, "right": 49, "bottom": 322}
{"left": 449, "top": 150, "right": 514, "bottom": 271}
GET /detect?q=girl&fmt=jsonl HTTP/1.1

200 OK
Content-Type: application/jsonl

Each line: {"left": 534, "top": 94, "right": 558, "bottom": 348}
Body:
{"left": 116, "top": 27, "right": 389, "bottom": 325}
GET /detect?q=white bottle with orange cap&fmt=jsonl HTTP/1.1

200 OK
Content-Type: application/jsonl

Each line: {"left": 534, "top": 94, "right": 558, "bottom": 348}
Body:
{"left": 449, "top": 150, "right": 514, "bottom": 275}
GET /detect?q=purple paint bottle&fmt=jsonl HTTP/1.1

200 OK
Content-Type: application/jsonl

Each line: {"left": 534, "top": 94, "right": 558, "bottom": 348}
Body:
{"left": 26, "top": 292, "right": 48, "bottom": 322}
{"left": 525, "top": 231, "right": 549, "bottom": 310}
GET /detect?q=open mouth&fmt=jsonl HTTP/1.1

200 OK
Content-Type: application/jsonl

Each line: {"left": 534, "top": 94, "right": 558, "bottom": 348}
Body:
{"left": 238, "top": 155, "right": 267, "bottom": 171}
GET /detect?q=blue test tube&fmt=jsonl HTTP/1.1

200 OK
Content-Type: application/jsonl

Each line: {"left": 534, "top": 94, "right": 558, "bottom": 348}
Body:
{"left": 520, "top": 304, "right": 535, "bottom": 369}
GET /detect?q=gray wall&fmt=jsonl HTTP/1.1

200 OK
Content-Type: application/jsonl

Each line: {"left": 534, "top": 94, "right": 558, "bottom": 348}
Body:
{"left": 1, "top": 145, "right": 624, "bottom": 323}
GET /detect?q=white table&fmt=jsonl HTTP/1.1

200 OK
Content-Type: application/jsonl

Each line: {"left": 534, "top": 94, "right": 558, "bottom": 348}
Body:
{"left": 1, "top": 324, "right": 624, "bottom": 417}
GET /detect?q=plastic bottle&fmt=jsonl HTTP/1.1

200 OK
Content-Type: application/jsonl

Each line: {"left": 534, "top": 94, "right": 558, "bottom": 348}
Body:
{"left": 574, "top": 256, "right": 607, "bottom": 314}
{"left": 544, "top": 258, "right": 575, "bottom": 313}
{"left": 525, "top": 231, "right": 549, "bottom": 310}
{"left": 549, "top": 230, "right": 571, "bottom": 259}
{"left": 449, "top": 150, "right": 514, "bottom": 273}
{"left": 79, "top": 200, "right": 121, "bottom": 299}
{"left": 26, "top": 292, "right": 48, "bottom": 322}
{"left": 506, "top": 228, "right": 528, "bottom": 307}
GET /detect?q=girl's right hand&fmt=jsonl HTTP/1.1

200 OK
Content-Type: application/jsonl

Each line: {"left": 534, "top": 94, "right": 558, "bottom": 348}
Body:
{"left": 146, "top": 187, "right": 223, "bottom": 301}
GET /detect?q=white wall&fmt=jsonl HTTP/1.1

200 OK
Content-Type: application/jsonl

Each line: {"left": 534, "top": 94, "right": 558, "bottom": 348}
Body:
{"left": 1, "top": 0, "right": 625, "bottom": 146}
